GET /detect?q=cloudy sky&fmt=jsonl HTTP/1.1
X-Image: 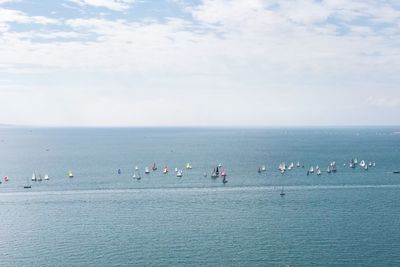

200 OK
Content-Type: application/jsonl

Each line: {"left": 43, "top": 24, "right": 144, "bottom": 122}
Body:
{"left": 0, "top": 0, "right": 399, "bottom": 126}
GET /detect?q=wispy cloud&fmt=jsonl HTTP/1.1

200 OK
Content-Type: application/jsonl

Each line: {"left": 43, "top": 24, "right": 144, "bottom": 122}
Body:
{"left": 68, "top": 0, "right": 135, "bottom": 11}
{"left": 367, "top": 96, "right": 400, "bottom": 109}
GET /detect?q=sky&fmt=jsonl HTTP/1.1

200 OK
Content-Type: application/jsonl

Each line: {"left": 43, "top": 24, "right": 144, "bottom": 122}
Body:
{"left": 0, "top": 0, "right": 399, "bottom": 127}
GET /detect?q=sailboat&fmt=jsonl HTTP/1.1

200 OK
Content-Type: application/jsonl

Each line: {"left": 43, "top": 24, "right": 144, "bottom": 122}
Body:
{"left": 215, "top": 167, "right": 220, "bottom": 176}
{"left": 218, "top": 163, "right": 222, "bottom": 168}
{"left": 32, "top": 172, "right": 37, "bottom": 181}
{"left": 163, "top": 166, "right": 168, "bottom": 174}
{"left": 37, "top": 174, "right": 42, "bottom": 181}
{"left": 203, "top": 172, "right": 207, "bottom": 177}
{"left": 326, "top": 166, "right": 331, "bottom": 174}
{"left": 186, "top": 163, "right": 192, "bottom": 169}
{"left": 134, "top": 172, "right": 141, "bottom": 180}
{"left": 68, "top": 171, "right": 74, "bottom": 178}
{"left": 118, "top": 169, "right": 121, "bottom": 175}
{"left": 222, "top": 176, "right": 228, "bottom": 184}
{"left": 24, "top": 177, "right": 31, "bottom": 189}
{"left": 258, "top": 167, "right": 262, "bottom": 174}
{"left": 176, "top": 170, "right": 183, "bottom": 177}
{"left": 280, "top": 186, "right": 285, "bottom": 196}
{"left": 152, "top": 163, "right": 157, "bottom": 171}
{"left": 360, "top": 160, "right": 366, "bottom": 168}
{"left": 349, "top": 159, "right": 356, "bottom": 168}
{"left": 317, "top": 169, "right": 321, "bottom": 176}
{"left": 135, "top": 166, "right": 139, "bottom": 171}
{"left": 211, "top": 168, "right": 218, "bottom": 178}
{"left": 44, "top": 174, "right": 49, "bottom": 180}
{"left": 330, "top": 162, "right": 337, "bottom": 172}
{"left": 309, "top": 166, "right": 314, "bottom": 173}
{"left": 221, "top": 170, "right": 227, "bottom": 178}
{"left": 145, "top": 167, "right": 150, "bottom": 174}
{"left": 297, "top": 162, "right": 300, "bottom": 168}
{"left": 4, "top": 176, "right": 9, "bottom": 182}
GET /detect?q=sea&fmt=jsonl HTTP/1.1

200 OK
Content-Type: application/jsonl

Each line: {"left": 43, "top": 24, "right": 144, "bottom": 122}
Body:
{"left": 0, "top": 127, "right": 399, "bottom": 266}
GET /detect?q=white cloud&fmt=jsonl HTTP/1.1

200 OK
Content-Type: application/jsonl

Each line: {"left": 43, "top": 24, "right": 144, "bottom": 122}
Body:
{"left": 68, "top": 0, "right": 135, "bottom": 11}
{"left": 0, "top": 0, "right": 399, "bottom": 126}
{"left": 367, "top": 96, "right": 400, "bottom": 109}
{"left": 0, "top": 8, "right": 59, "bottom": 24}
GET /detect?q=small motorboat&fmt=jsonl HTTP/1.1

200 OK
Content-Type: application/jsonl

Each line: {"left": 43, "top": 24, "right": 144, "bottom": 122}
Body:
{"left": 393, "top": 171, "right": 400, "bottom": 174}
{"left": 24, "top": 177, "right": 31, "bottom": 189}
{"left": 261, "top": 165, "right": 266, "bottom": 172}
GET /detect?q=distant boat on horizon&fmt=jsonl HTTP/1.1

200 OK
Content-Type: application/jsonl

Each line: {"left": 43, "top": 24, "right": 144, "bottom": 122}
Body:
{"left": 68, "top": 171, "right": 74, "bottom": 178}
{"left": 280, "top": 186, "right": 285, "bottom": 196}
{"left": 24, "top": 177, "right": 31, "bottom": 189}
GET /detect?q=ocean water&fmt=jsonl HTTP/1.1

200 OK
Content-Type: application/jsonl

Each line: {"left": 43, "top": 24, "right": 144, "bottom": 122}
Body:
{"left": 0, "top": 127, "right": 399, "bottom": 266}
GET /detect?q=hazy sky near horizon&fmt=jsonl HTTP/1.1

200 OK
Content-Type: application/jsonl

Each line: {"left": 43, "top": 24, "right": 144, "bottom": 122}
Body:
{"left": 0, "top": 0, "right": 399, "bottom": 126}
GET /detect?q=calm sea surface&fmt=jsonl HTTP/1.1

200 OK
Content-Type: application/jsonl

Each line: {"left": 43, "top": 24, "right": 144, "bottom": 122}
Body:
{"left": 0, "top": 127, "right": 399, "bottom": 266}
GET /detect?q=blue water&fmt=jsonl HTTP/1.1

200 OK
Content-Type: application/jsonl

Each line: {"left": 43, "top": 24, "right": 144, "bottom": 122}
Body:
{"left": 0, "top": 127, "right": 400, "bottom": 266}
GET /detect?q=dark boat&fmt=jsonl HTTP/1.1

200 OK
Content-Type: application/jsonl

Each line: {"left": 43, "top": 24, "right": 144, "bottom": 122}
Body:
{"left": 394, "top": 171, "right": 400, "bottom": 174}
{"left": 280, "top": 186, "right": 285, "bottom": 196}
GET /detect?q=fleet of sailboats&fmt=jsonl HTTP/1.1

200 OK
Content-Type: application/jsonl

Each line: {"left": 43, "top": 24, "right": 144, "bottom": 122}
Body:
{"left": 1, "top": 158, "right": 384, "bottom": 189}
